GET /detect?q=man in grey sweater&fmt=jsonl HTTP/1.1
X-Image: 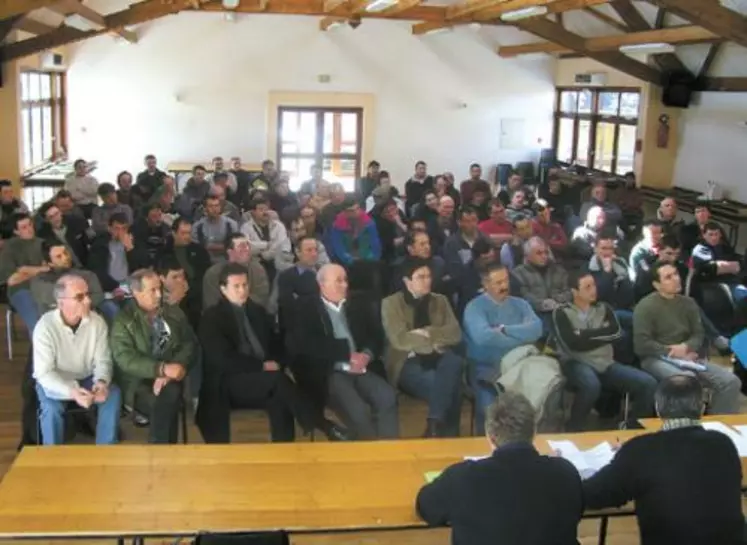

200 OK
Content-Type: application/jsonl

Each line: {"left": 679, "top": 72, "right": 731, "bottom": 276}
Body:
{"left": 553, "top": 269, "right": 657, "bottom": 430}
{"left": 633, "top": 261, "right": 741, "bottom": 414}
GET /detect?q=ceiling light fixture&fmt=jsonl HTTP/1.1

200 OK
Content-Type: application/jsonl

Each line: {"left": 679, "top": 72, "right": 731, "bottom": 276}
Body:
{"left": 222, "top": 0, "right": 240, "bottom": 9}
{"left": 425, "top": 26, "right": 452, "bottom": 35}
{"left": 500, "top": 5, "right": 548, "bottom": 22}
{"left": 365, "top": 0, "right": 397, "bottom": 12}
{"left": 619, "top": 42, "right": 676, "bottom": 54}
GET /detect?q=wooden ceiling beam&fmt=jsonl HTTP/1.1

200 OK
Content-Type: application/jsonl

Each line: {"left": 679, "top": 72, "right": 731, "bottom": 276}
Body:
{"left": 513, "top": 17, "right": 661, "bottom": 83}
{"left": 651, "top": 0, "right": 747, "bottom": 50}
{"left": 412, "top": 20, "right": 450, "bottom": 34}
{"left": 449, "top": 0, "right": 608, "bottom": 23}
{"left": 48, "top": 0, "right": 137, "bottom": 42}
{"left": 582, "top": 6, "right": 627, "bottom": 33}
{"left": 498, "top": 25, "right": 718, "bottom": 57}
{"left": 379, "top": 0, "right": 421, "bottom": 17}
{"left": 0, "top": 0, "right": 57, "bottom": 20}
{"left": 697, "top": 41, "right": 722, "bottom": 79}
{"left": 2, "top": 0, "right": 181, "bottom": 60}
{"left": 0, "top": 14, "right": 22, "bottom": 42}
{"left": 319, "top": 15, "right": 345, "bottom": 29}
{"left": 698, "top": 78, "right": 747, "bottom": 92}
{"left": 14, "top": 15, "right": 57, "bottom": 34}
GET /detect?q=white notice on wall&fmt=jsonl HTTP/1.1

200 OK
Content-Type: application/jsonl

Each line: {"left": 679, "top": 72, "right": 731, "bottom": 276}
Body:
{"left": 499, "top": 118, "right": 525, "bottom": 150}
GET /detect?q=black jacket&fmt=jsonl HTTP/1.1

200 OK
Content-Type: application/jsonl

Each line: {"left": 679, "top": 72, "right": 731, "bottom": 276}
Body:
{"left": 290, "top": 295, "right": 382, "bottom": 409}
{"left": 584, "top": 426, "right": 744, "bottom": 545}
{"left": 417, "top": 443, "right": 583, "bottom": 545}
{"left": 277, "top": 267, "right": 319, "bottom": 327}
{"left": 691, "top": 241, "right": 743, "bottom": 283}
{"left": 135, "top": 169, "right": 166, "bottom": 201}
{"left": 197, "top": 298, "right": 276, "bottom": 443}
{"left": 87, "top": 233, "right": 149, "bottom": 292}
{"left": 131, "top": 219, "right": 171, "bottom": 267}
{"left": 37, "top": 214, "right": 90, "bottom": 267}
{"left": 404, "top": 176, "right": 434, "bottom": 215}
{"left": 166, "top": 241, "right": 212, "bottom": 328}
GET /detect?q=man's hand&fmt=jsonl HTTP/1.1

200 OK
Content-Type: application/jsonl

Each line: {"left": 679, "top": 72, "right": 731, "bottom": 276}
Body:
{"left": 163, "top": 363, "right": 186, "bottom": 381}
{"left": 72, "top": 387, "right": 94, "bottom": 409}
{"left": 263, "top": 360, "right": 280, "bottom": 372}
{"left": 153, "top": 377, "right": 170, "bottom": 396}
{"left": 493, "top": 324, "right": 506, "bottom": 335}
{"left": 121, "top": 232, "right": 134, "bottom": 252}
{"left": 112, "top": 287, "right": 127, "bottom": 300}
{"left": 684, "top": 352, "right": 699, "bottom": 362}
{"left": 349, "top": 352, "right": 371, "bottom": 374}
{"left": 411, "top": 328, "right": 430, "bottom": 338}
{"left": 91, "top": 381, "right": 109, "bottom": 403}
{"left": 432, "top": 344, "right": 445, "bottom": 354}
{"left": 540, "top": 299, "right": 558, "bottom": 311}
{"left": 668, "top": 343, "right": 690, "bottom": 359}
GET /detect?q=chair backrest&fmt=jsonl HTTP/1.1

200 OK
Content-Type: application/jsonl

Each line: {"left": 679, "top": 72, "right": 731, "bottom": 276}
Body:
{"left": 194, "top": 531, "right": 289, "bottom": 545}
{"left": 730, "top": 329, "right": 747, "bottom": 370}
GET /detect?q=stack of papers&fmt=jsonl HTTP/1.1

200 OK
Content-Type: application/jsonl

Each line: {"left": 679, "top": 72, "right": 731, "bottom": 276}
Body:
{"left": 547, "top": 440, "right": 616, "bottom": 480}
{"left": 702, "top": 422, "right": 747, "bottom": 456}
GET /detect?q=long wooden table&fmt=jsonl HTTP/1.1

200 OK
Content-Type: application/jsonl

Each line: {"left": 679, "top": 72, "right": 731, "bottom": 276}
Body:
{"left": 0, "top": 432, "right": 642, "bottom": 541}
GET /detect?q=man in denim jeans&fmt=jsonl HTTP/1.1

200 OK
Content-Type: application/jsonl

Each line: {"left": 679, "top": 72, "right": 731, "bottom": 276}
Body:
{"left": 32, "top": 274, "right": 121, "bottom": 445}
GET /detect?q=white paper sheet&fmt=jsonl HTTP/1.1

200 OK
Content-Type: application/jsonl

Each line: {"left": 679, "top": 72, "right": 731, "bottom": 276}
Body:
{"left": 463, "top": 455, "right": 489, "bottom": 461}
{"left": 547, "top": 440, "right": 615, "bottom": 479}
{"left": 702, "top": 422, "right": 747, "bottom": 457}
{"left": 733, "top": 425, "right": 747, "bottom": 438}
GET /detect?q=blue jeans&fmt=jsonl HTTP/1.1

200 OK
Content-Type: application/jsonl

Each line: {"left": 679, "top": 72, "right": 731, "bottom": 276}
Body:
{"left": 468, "top": 362, "right": 499, "bottom": 434}
{"left": 562, "top": 360, "right": 657, "bottom": 431}
{"left": 36, "top": 377, "right": 122, "bottom": 445}
{"left": 9, "top": 288, "right": 40, "bottom": 336}
{"left": 399, "top": 351, "right": 463, "bottom": 436}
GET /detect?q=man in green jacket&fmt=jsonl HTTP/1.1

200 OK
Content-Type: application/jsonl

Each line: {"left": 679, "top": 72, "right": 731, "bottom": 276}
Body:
{"left": 111, "top": 268, "right": 195, "bottom": 443}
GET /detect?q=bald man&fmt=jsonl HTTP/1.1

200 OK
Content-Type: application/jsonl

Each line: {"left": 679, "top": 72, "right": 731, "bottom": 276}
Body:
{"left": 291, "top": 264, "right": 399, "bottom": 440}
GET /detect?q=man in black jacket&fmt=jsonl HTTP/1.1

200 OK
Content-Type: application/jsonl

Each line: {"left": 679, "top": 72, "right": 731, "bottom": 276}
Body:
{"left": 417, "top": 391, "right": 583, "bottom": 545}
{"left": 88, "top": 213, "right": 149, "bottom": 297}
{"left": 291, "top": 264, "right": 398, "bottom": 440}
{"left": 166, "top": 217, "right": 211, "bottom": 328}
{"left": 135, "top": 154, "right": 166, "bottom": 203}
{"left": 197, "top": 263, "right": 343, "bottom": 443}
{"left": 132, "top": 203, "right": 172, "bottom": 267}
{"left": 691, "top": 221, "right": 747, "bottom": 303}
{"left": 36, "top": 201, "right": 89, "bottom": 267}
{"left": 584, "top": 375, "right": 745, "bottom": 545}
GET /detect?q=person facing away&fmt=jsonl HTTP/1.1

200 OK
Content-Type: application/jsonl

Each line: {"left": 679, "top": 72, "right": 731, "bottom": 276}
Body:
{"left": 33, "top": 274, "right": 122, "bottom": 445}
{"left": 584, "top": 375, "right": 745, "bottom": 545}
{"left": 416, "top": 391, "right": 583, "bottom": 545}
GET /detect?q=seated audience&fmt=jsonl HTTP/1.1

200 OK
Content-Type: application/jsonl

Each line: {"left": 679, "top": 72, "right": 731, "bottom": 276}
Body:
{"left": 478, "top": 200, "right": 513, "bottom": 247}
{"left": 442, "top": 205, "right": 487, "bottom": 284}
{"left": 195, "top": 182, "right": 241, "bottom": 223}
{"left": 116, "top": 171, "right": 140, "bottom": 211}
{"left": 459, "top": 163, "right": 491, "bottom": 206}
{"left": 132, "top": 203, "right": 172, "bottom": 267}
{"left": 499, "top": 215, "right": 534, "bottom": 271}
{"left": 497, "top": 171, "right": 535, "bottom": 209}
{"left": 37, "top": 201, "right": 89, "bottom": 268}
{"left": 197, "top": 262, "right": 344, "bottom": 443}
{"left": 404, "top": 161, "right": 435, "bottom": 216}
{"left": 505, "top": 189, "right": 534, "bottom": 222}
{"left": 88, "top": 213, "right": 149, "bottom": 299}
{"left": 207, "top": 156, "right": 238, "bottom": 195}
{"left": 252, "top": 159, "right": 278, "bottom": 193}
{"left": 512, "top": 237, "right": 571, "bottom": 331}
{"left": 202, "top": 233, "right": 270, "bottom": 311}
{"left": 373, "top": 199, "right": 408, "bottom": 265}
{"left": 571, "top": 206, "right": 623, "bottom": 260}
{"left": 275, "top": 217, "right": 330, "bottom": 273}
{"left": 229, "top": 156, "right": 254, "bottom": 209}
{"left": 53, "top": 189, "right": 86, "bottom": 223}
{"left": 318, "top": 183, "right": 349, "bottom": 229}
{"left": 467, "top": 186, "right": 490, "bottom": 222}
{"left": 63, "top": 158, "right": 99, "bottom": 219}
{"left": 267, "top": 175, "right": 299, "bottom": 222}
{"left": 458, "top": 238, "right": 499, "bottom": 317}
{"left": 33, "top": 274, "right": 121, "bottom": 445}
{"left": 177, "top": 165, "right": 211, "bottom": 220}
{"left": 657, "top": 196, "right": 684, "bottom": 239}
{"left": 553, "top": 269, "right": 656, "bottom": 431}
{"left": 365, "top": 172, "right": 404, "bottom": 216}
{"left": 299, "top": 204, "right": 323, "bottom": 240}
{"left": 111, "top": 269, "right": 195, "bottom": 444}
{"left": 633, "top": 261, "right": 741, "bottom": 414}
{"left": 411, "top": 189, "right": 439, "bottom": 224}
{"left": 382, "top": 258, "right": 462, "bottom": 437}
{"left": 439, "top": 171, "right": 461, "bottom": 208}
{"left": 0, "top": 213, "right": 47, "bottom": 334}
{"left": 531, "top": 198, "right": 567, "bottom": 256}
{"left": 0, "top": 180, "right": 29, "bottom": 244}
{"left": 580, "top": 181, "right": 622, "bottom": 231}
{"left": 584, "top": 375, "right": 745, "bottom": 545}
{"left": 307, "top": 179, "right": 331, "bottom": 213}
{"left": 463, "top": 264, "right": 542, "bottom": 430}
{"left": 356, "top": 160, "right": 380, "bottom": 204}
{"left": 628, "top": 219, "right": 663, "bottom": 281}
{"left": 30, "top": 241, "right": 118, "bottom": 322}
{"left": 91, "top": 183, "right": 134, "bottom": 235}
{"left": 292, "top": 264, "right": 398, "bottom": 440}
{"left": 392, "top": 230, "right": 450, "bottom": 296}
{"left": 416, "top": 391, "right": 583, "bottom": 545}
{"left": 427, "top": 195, "right": 457, "bottom": 254}
{"left": 192, "top": 194, "right": 239, "bottom": 263}
{"left": 299, "top": 164, "right": 327, "bottom": 197}
{"left": 615, "top": 171, "right": 643, "bottom": 237}
{"left": 276, "top": 236, "right": 326, "bottom": 325}
{"left": 538, "top": 175, "right": 571, "bottom": 227}
{"left": 691, "top": 221, "right": 747, "bottom": 302}
{"left": 328, "top": 199, "right": 382, "bottom": 267}
{"left": 681, "top": 203, "right": 730, "bottom": 259}
{"left": 135, "top": 154, "right": 167, "bottom": 203}
{"left": 589, "top": 232, "right": 635, "bottom": 312}
{"left": 165, "top": 218, "right": 211, "bottom": 326}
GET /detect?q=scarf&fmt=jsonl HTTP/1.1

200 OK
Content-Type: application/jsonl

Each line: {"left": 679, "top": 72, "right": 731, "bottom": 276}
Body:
{"left": 403, "top": 290, "right": 439, "bottom": 368}
{"left": 661, "top": 418, "right": 701, "bottom": 431}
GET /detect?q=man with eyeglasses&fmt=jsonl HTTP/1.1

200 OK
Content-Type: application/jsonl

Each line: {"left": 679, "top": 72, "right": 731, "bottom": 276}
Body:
{"left": 32, "top": 274, "right": 122, "bottom": 445}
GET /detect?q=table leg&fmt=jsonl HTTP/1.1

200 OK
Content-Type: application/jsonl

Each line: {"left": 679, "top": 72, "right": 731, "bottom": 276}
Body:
{"left": 598, "top": 516, "right": 609, "bottom": 545}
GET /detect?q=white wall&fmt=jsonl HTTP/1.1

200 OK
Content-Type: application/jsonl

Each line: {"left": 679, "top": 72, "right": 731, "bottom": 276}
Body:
{"left": 66, "top": 13, "right": 555, "bottom": 188}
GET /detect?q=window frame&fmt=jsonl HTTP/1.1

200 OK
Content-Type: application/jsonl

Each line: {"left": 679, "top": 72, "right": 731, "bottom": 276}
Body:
{"left": 551, "top": 86, "right": 639, "bottom": 176}
{"left": 20, "top": 70, "right": 67, "bottom": 173}
{"left": 276, "top": 106, "right": 363, "bottom": 186}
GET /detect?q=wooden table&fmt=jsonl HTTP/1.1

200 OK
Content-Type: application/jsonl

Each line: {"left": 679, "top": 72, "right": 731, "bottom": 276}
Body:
{"left": 166, "top": 162, "right": 262, "bottom": 175}
{"left": 0, "top": 432, "right": 640, "bottom": 541}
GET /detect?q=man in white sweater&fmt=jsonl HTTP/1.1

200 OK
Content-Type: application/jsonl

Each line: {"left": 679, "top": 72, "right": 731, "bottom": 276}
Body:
{"left": 33, "top": 274, "right": 121, "bottom": 445}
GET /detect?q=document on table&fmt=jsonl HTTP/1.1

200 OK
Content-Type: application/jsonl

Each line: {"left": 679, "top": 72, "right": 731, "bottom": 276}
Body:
{"left": 424, "top": 470, "right": 442, "bottom": 483}
{"left": 702, "top": 422, "right": 747, "bottom": 456}
{"left": 547, "top": 440, "right": 615, "bottom": 480}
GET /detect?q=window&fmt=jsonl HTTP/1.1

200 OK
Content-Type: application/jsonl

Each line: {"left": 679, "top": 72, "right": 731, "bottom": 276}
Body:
{"left": 20, "top": 71, "right": 66, "bottom": 172}
{"left": 277, "top": 107, "right": 363, "bottom": 191}
{"left": 552, "top": 88, "right": 640, "bottom": 175}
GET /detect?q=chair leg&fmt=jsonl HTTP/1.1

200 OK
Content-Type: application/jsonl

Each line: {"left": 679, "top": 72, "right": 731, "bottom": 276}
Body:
{"left": 6, "top": 310, "right": 13, "bottom": 361}
{"left": 180, "top": 403, "right": 188, "bottom": 445}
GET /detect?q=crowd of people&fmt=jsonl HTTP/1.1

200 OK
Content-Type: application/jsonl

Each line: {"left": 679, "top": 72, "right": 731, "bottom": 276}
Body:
{"left": 0, "top": 153, "right": 746, "bottom": 544}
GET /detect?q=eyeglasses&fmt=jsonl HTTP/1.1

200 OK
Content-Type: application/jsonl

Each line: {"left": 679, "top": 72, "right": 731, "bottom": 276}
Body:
{"left": 64, "top": 292, "right": 91, "bottom": 302}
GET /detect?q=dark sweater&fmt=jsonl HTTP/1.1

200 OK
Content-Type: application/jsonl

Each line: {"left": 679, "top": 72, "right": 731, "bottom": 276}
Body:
{"left": 417, "top": 443, "right": 583, "bottom": 545}
{"left": 404, "top": 176, "right": 434, "bottom": 215}
{"left": 584, "top": 426, "right": 744, "bottom": 545}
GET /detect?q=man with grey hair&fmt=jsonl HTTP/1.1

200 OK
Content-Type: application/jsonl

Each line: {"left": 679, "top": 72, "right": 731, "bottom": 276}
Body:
{"left": 584, "top": 375, "right": 745, "bottom": 545}
{"left": 511, "top": 236, "right": 571, "bottom": 333}
{"left": 33, "top": 274, "right": 121, "bottom": 444}
{"left": 111, "top": 268, "right": 195, "bottom": 443}
{"left": 416, "top": 391, "right": 583, "bottom": 545}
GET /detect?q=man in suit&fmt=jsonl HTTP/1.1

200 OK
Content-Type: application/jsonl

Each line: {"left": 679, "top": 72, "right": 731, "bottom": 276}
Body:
{"left": 197, "top": 262, "right": 344, "bottom": 443}
{"left": 416, "top": 391, "right": 583, "bottom": 545}
{"left": 292, "top": 264, "right": 399, "bottom": 440}
{"left": 276, "top": 236, "right": 322, "bottom": 329}
{"left": 584, "top": 375, "right": 745, "bottom": 545}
